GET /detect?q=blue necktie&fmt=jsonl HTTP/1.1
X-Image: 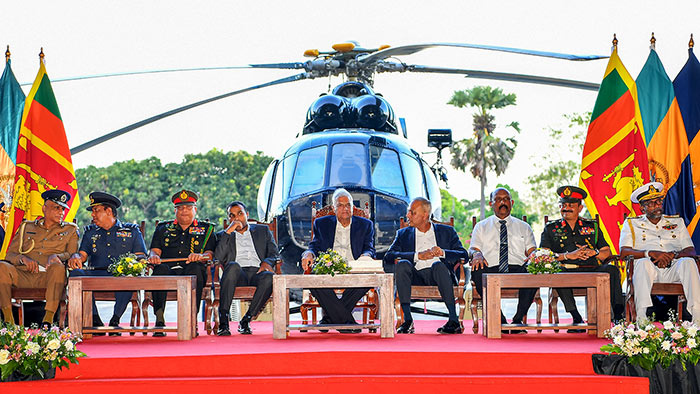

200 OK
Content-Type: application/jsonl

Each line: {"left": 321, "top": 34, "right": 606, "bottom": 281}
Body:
{"left": 499, "top": 220, "right": 509, "bottom": 273}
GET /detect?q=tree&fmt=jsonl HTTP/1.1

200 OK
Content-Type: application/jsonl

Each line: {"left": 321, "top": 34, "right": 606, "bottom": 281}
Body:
{"left": 448, "top": 86, "right": 520, "bottom": 220}
{"left": 526, "top": 113, "right": 590, "bottom": 219}
{"left": 74, "top": 149, "right": 273, "bottom": 236}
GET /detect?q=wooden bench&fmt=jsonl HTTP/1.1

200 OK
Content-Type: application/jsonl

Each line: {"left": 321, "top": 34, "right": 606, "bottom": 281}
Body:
{"left": 68, "top": 276, "right": 196, "bottom": 340}
{"left": 273, "top": 273, "right": 394, "bottom": 339}
{"left": 483, "top": 272, "right": 610, "bottom": 338}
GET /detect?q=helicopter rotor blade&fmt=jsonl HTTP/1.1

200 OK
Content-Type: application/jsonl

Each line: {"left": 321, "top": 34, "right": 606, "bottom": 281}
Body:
{"left": 21, "top": 65, "right": 255, "bottom": 86}
{"left": 70, "top": 72, "right": 310, "bottom": 155}
{"left": 249, "top": 62, "right": 308, "bottom": 70}
{"left": 360, "top": 42, "right": 608, "bottom": 65}
{"left": 405, "top": 65, "right": 600, "bottom": 91}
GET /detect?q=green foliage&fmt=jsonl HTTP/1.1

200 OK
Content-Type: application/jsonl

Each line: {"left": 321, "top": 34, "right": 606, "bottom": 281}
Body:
{"left": 74, "top": 149, "right": 273, "bottom": 235}
{"left": 526, "top": 112, "right": 590, "bottom": 219}
{"left": 440, "top": 189, "right": 476, "bottom": 247}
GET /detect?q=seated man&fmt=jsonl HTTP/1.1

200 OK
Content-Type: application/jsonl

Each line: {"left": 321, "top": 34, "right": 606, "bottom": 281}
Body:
{"left": 385, "top": 197, "right": 468, "bottom": 334}
{"left": 300, "top": 188, "right": 375, "bottom": 330}
{"left": 470, "top": 187, "right": 537, "bottom": 334}
{"left": 0, "top": 190, "right": 78, "bottom": 326}
{"left": 620, "top": 182, "right": 700, "bottom": 325}
{"left": 215, "top": 201, "right": 279, "bottom": 335}
{"left": 68, "top": 192, "right": 147, "bottom": 333}
{"left": 148, "top": 189, "right": 215, "bottom": 336}
{"left": 540, "top": 185, "right": 624, "bottom": 331}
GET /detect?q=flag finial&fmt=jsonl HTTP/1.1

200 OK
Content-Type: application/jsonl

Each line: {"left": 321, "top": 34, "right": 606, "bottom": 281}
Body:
{"left": 39, "top": 47, "right": 44, "bottom": 63}
{"left": 690, "top": 34, "right": 695, "bottom": 49}
{"left": 5, "top": 45, "right": 9, "bottom": 63}
{"left": 650, "top": 32, "right": 656, "bottom": 50}
{"left": 612, "top": 34, "right": 618, "bottom": 48}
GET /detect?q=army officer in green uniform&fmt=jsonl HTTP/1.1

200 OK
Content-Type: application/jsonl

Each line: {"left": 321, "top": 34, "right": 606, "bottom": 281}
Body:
{"left": 148, "top": 189, "right": 215, "bottom": 335}
{"left": 540, "top": 185, "right": 624, "bottom": 330}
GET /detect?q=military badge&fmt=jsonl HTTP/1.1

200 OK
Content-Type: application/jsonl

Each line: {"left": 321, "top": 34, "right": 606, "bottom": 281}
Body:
{"left": 116, "top": 230, "right": 132, "bottom": 238}
{"left": 579, "top": 227, "right": 595, "bottom": 235}
{"left": 662, "top": 222, "right": 678, "bottom": 230}
{"left": 189, "top": 227, "right": 205, "bottom": 235}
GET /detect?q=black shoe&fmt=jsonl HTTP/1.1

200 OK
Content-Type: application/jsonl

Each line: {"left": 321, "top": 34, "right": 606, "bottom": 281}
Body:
{"left": 90, "top": 315, "right": 106, "bottom": 336}
{"left": 108, "top": 318, "right": 121, "bottom": 336}
{"left": 567, "top": 318, "right": 586, "bottom": 333}
{"left": 153, "top": 321, "right": 166, "bottom": 337}
{"left": 510, "top": 319, "right": 527, "bottom": 334}
{"left": 437, "top": 320, "right": 463, "bottom": 334}
{"left": 397, "top": 321, "right": 415, "bottom": 334}
{"left": 217, "top": 319, "right": 231, "bottom": 336}
{"left": 238, "top": 320, "right": 252, "bottom": 335}
{"left": 318, "top": 317, "right": 331, "bottom": 333}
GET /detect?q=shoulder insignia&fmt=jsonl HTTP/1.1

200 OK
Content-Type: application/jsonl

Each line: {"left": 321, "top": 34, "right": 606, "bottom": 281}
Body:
{"left": 61, "top": 222, "right": 78, "bottom": 228}
{"left": 83, "top": 223, "right": 98, "bottom": 231}
{"left": 663, "top": 214, "right": 681, "bottom": 218}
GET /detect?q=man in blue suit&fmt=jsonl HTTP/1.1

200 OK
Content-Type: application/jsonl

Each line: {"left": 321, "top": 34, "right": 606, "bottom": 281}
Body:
{"left": 301, "top": 188, "right": 375, "bottom": 329}
{"left": 385, "top": 197, "right": 468, "bottom": 334}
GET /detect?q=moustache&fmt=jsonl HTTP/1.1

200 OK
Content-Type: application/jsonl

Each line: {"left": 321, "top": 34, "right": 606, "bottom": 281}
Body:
{"left": 562, "top": 209, "right": 573, "bottom": 213}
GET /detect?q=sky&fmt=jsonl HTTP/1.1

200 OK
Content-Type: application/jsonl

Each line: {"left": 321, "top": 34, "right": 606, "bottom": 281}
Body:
{"left": 3, "top": 0, "right": 700, "bottom": 205}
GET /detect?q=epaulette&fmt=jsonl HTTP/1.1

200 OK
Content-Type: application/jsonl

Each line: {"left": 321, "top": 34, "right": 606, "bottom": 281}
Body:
{"left": 61, "top": 221, "right": 78, "bottom": 228}
{"left": 663, "top": 214, "right": 681, "bottom": 218}
{"left": 627, "top": 215, "right": 644, "bottom": 220}
{"left": 156, "top": 220, "right": 175, "bottom": 228}
{"left": 120, "top": 222, "right": 140, "bottom": 229}
{"left": 83, "top": 223, "right": 98, "bottom": 231}
{"left": 545, "top": 219, "right": 561, "bottom": 226}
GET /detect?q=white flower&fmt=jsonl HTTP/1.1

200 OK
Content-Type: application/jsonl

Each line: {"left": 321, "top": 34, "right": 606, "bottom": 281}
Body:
{"left": 613, "top": 336, "right": 624, "bottom": 346}
{"left": 643, "top": 348, "right": 650, "bottom": 354}
{"left": 0, "top": 349, "right": 9, "bottom": 365}
{"left": 689, "top": 327, "right": 698, "bottom": 337}
{"left": 671, "top": 331, "right": 683, "bottom": 340}
{"left": 688, "top": 338, "right": 697, "bottom": 348}
{"left": 26, "top": 341, "right": 40, "bottom": 354}
{"left": 663, "top": 321, "right": 674, "bottom": 330}
{"left": 661, "top": 341, "right": 672, "bottom": 351}
{"left": 64, "top": 340, "right": 74, "bottom": 351}
{"left": 544, "top": 263, "right": 552, "bottom": 269}
{"left": 47, "top": 339, "right": 61, "bottom": 350}
{"left": 637, "top": 330, "right": 648, "bottom": 340}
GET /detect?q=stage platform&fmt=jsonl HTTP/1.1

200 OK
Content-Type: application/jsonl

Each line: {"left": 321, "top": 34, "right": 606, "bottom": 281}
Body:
{"left": 3, "top": 320, "right": 648, "bottom": 393}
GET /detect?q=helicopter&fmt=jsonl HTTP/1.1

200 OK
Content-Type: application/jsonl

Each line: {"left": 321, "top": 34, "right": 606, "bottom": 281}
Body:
{"left": 66, "top": 41, "right": 607, "bottom": 273}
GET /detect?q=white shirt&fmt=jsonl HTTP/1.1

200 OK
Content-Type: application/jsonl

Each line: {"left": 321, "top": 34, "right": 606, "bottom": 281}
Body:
{"left": 414, "top": 224, "right": 440, "bottom": 270}
{"left": 234, "top": 227, "right": 262, "bottom": 267}
{"left": 619, "top": 215, "right": 693, "bottom": 251}
{"left": 332, "top": 218, "right": 353, "bottom": 262}
{"left": 470, "top": 215, "right": 536, "bottom": 267}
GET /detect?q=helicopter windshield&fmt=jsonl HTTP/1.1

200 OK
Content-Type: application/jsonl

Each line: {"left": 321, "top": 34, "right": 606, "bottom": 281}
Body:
{"left": 369, "top": 145, "right": 405, "bottom": 196}
{"left": 289, "top": 145, "right": 327, "bottom": 197}
{"left": 400, "top": 152, "right": 426, "bottom": 198}
{"left": 329, "top": 143, "right": 368, "bottom": 187}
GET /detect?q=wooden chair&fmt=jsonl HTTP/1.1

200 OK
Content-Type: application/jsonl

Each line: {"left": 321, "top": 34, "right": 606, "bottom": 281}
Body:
{"left": 300, "top": 201, "right": 379, "bottom": 330}
{"left": 202, "top": 218, "right": 281, "bottom": 335}
{"left": 624, "top": 255, "right": 700, "bottom": 322}
{"left": 393, "top": 216, "right": 468, "bottom": 331}
{"left": 468, "top": 215, "right": 543, "bottom": 334}
{"left": 11, "top": 288, "right": 68, "bottom": 328}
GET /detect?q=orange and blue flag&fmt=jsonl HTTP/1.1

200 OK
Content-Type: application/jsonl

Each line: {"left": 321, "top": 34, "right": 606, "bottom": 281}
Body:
{"left": 0, "top": 56, "right": 79, "bottom": 257}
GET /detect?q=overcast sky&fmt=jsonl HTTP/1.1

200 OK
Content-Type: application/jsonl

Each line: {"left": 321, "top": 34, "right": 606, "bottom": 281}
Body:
{"left": 3, "top": 0, "right": 699, "bottom": 203}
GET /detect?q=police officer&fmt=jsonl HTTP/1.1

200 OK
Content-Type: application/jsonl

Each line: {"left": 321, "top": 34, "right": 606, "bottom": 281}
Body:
{"left": 0, "top": 189, "right": 78, "bottom": 326}
{"left": 540, "top": 185, "right": 624, "bottom": 331}
{"left": 67, "top": 192, "right": 147, "bottom": 332}
{"left": 148, "top": 189, "right": 215, "bottom": 336}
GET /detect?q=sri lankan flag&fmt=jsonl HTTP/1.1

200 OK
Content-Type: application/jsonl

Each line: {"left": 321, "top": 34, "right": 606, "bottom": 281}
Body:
{"left": 579, "top": 46, "right": 649, "bottom": 265}
{"left": 0, "top": 58, "right": 79, "bottom": 257}
{"left": 0, "top": 58, "right": 25, "bottom": 227}
{"left": 637, "top": 48, "right": 696, "bottom": 234}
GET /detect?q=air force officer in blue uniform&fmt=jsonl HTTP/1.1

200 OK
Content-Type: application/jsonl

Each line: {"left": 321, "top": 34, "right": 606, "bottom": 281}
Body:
{"left": 301, "top": 189, "right": 375, "bottom": 327}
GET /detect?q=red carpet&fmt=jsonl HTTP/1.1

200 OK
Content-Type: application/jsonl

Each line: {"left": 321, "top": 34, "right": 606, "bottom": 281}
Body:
{"left": 2, "top": 320, "right": 648, "bottom": 394}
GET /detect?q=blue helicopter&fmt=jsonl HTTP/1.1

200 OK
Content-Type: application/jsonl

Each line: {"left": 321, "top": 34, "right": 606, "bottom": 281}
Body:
{"left": 68, "top": 42, "right": 607, "bottom": 273}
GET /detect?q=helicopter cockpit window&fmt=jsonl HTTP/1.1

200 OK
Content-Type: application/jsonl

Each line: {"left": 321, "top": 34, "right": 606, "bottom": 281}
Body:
{"left": 289, "top": 145, "right": 327, "bottom": 197}
{"left": 329, "top": 143, "right": 368, "bottom": 187}
{"left": 369, "top": 145, "right": 405, "bottom": 196}
{"left": 400, "top": 153, "right": 426, "bottom": 199}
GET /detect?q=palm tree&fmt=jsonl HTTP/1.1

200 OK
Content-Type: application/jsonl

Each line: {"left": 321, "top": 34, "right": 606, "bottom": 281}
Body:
{"left": 448, "top": 86, "right": 520, "bottom": 220}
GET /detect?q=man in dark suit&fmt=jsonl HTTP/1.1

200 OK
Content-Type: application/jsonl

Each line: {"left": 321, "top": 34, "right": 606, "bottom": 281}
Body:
{"left": 301, "top": 188, "right": 375, "bottom": 328}
{"left": 215, "top": 201, "right": 279, "bottom": 335}
{"left": 385, "top": 197, "right": 468, "bottom": 334}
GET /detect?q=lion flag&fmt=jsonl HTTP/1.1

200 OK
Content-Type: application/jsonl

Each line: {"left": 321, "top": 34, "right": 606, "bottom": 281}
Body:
{"left": 579, "top": 46, "right": 649, "bottom": 261}
{"left": 0, "top": 57, "right": 80, "bottom": 257}
{"left": 0, "top": 58, "right": 25, "bottom": 228}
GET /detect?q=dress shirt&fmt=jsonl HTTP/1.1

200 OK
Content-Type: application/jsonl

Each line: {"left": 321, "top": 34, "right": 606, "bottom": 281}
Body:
{"left": 470, "top": 215, "right": 536, "bottom": 267}
{"left": 414, "top": 224, "right": 440, "bottom": 270}
{"left": 234, "top": 227, "right": 262, "bottom": 267}
{"left": 332, "top": 218, "right": 353, "bottom": 262}
{"left": 620, "top": 215, "right": 693, "bottom": 251}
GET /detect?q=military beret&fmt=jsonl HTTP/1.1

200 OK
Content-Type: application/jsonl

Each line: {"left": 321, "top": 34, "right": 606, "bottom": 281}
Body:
{"left": 41, "top": 189, "right": 72, "bottom": 209}
{"left": 172, "top": 189, "right": 198, "bottom": 207}
{"left": 557, "top": 185, "right": 587, "bottom": 203}
{"left": 631, "top": 181, "right": 664, "bottom": 204}
{"left": 87, "top": 191, "right": 122, "bottom": 211}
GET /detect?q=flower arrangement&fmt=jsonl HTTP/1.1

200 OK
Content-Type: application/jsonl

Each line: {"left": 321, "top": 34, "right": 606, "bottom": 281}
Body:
{"left": 312, "top": 249, "right": 351, "bottom": 276}
{"left": 600, "top": 315, "right": 700, "bottom": 370}
{"left": 0, "top": 324, "right": 86, "bottom": 381}
{"left": 107, "top": 253, "right": 148, "bottom": 277}
{"left": 526, "top": 248, "right": 562, "bottom": 274}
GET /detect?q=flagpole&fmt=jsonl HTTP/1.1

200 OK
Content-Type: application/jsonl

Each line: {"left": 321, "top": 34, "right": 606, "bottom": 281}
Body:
{"left": 611, "top": 33, "right": 618, "bottom": 53}
{"left": 650, "top": 33, "right": 656, "bottom": 50}
{"left": 4, "top": 45, "right": 9, "bottom": 63}
{"left": 690, "top": 34, "right": 694, "bottom": 49}
{"left": 39, "top": 47, "right": 44, "bottom": 64}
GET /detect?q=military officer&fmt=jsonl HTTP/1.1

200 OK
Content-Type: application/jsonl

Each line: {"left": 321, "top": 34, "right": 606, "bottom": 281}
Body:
{"left": 67, "top": 192, "right": 147, "bottom": 333}
{"left": 0, "top": 190, "right": 79, "bottom": 326}
{"left": 620, "top": 182, "right": 700, "bottom": 325}
{"left": 540, "top": 185, "right": 624, "bottom": 331}
{"left": 148, "top": 189, "right": 215, "bottom": 336}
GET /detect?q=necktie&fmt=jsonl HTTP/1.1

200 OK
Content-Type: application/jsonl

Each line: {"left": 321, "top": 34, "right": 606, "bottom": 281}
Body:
{"left": 499, "top": 219, "right": 509, "bottom": 273}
